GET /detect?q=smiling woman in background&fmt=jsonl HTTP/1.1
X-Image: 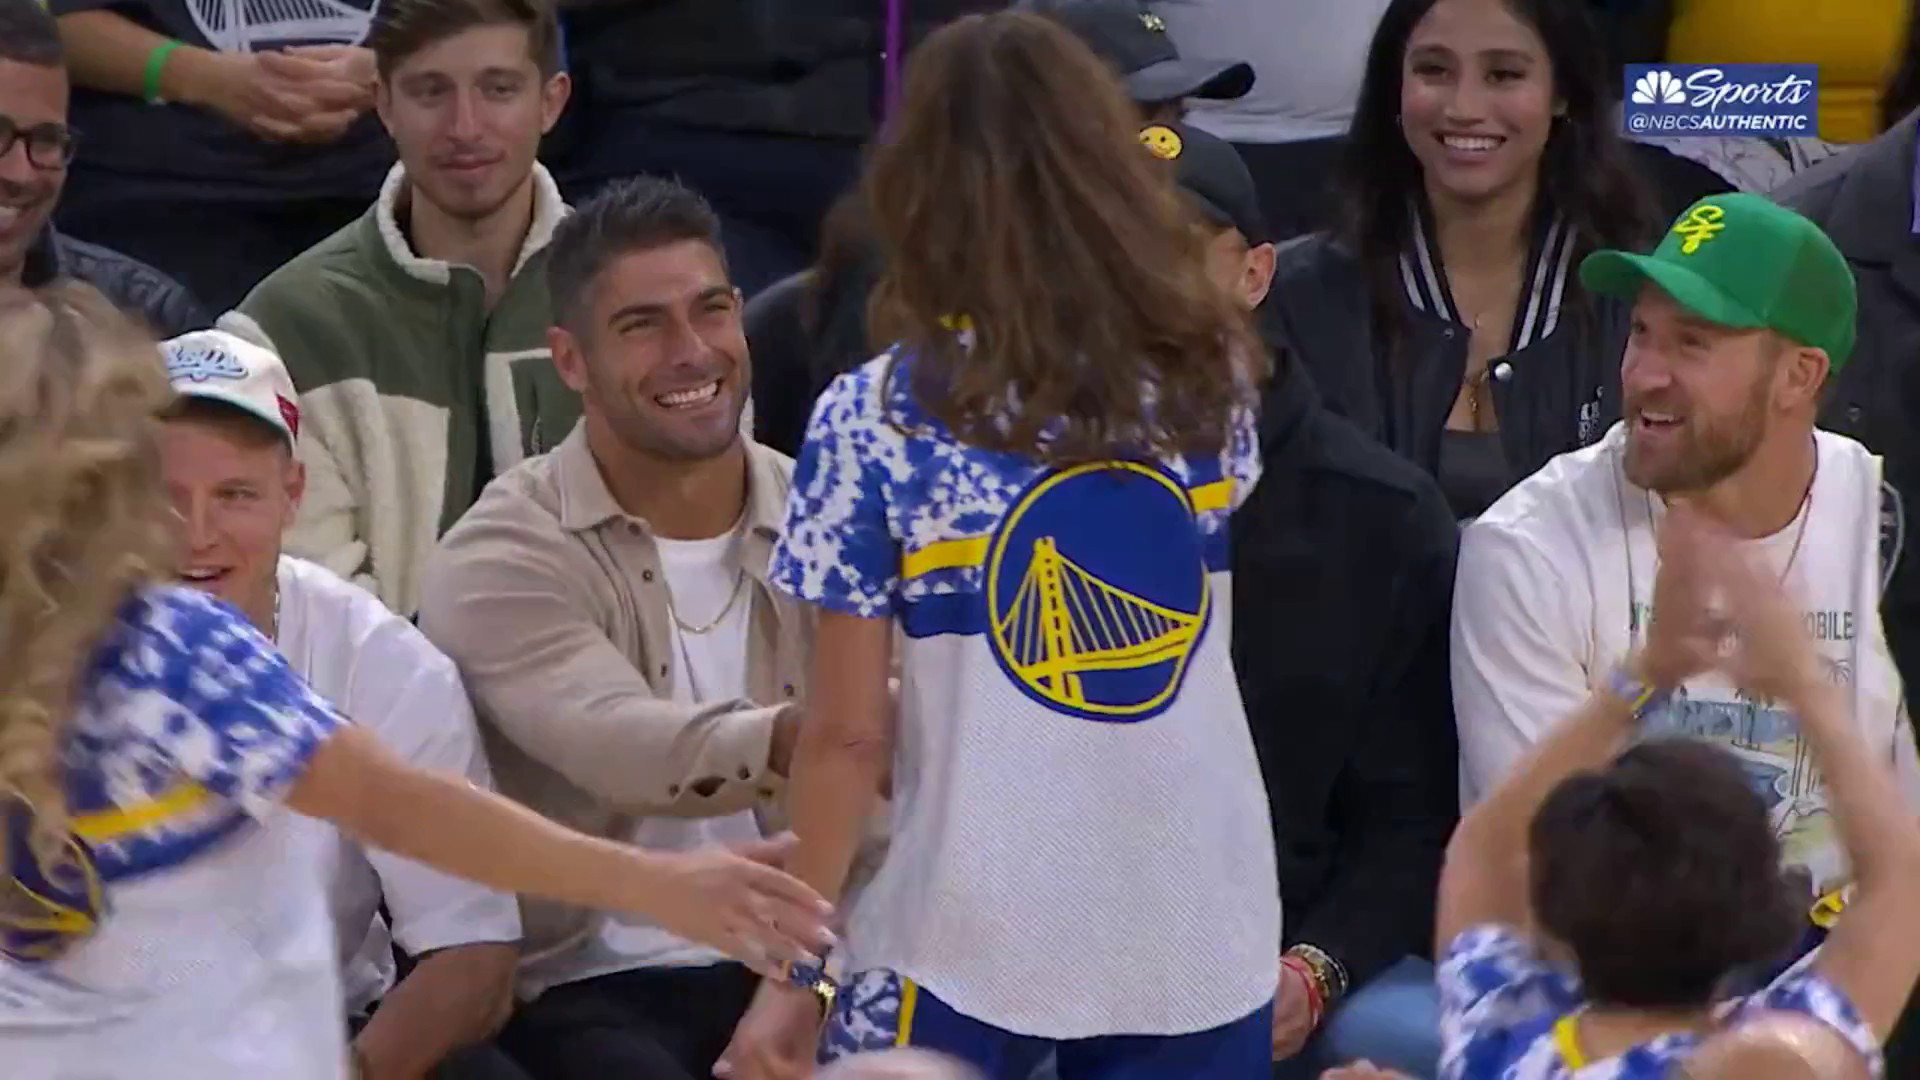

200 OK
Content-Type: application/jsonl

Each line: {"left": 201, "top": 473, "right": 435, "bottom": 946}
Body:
{"left": 1266, "top": 0, "right": 1652, "bottom": 521}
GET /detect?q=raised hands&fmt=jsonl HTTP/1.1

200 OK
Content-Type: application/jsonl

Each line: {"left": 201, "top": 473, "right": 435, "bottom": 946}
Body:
{"left": 1639, "top": 502, "right": 1822, "bottom": 705}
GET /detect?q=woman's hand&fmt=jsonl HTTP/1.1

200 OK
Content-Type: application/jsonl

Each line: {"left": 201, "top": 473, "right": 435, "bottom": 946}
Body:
{"left": 638, "top": 835, "right": 837, "bottom": 980}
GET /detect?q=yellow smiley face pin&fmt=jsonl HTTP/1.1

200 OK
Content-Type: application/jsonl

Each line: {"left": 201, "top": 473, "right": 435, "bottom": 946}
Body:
{"left": 1139, "top": 125, "right": 1183, "bottom": 161}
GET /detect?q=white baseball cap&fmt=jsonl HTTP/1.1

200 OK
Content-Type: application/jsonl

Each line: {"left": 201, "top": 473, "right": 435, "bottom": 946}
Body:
{"left": 161, "top": 328, "right": 300, "bottom": 446}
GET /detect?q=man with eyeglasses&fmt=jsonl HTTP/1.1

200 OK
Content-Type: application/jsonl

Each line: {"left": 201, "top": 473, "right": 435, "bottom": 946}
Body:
{"left": 1, "top": 0, "right": 204, "bottom": 335}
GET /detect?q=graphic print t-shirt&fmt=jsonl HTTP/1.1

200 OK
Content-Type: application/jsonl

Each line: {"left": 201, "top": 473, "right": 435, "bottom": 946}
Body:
{"left": 1454, "top": 424, "right": 1920, "bottom": 897}
{"left": 0, "top": 587, "right": 349, "bottom": 1080}
{"left": 770, "top": 351, "right": 1281, "bottom": 1039}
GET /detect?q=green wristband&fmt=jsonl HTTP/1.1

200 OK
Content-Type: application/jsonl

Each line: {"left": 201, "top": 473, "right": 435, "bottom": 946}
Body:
{"left": 142, "top": 40, "right": 182, "bottom": 104}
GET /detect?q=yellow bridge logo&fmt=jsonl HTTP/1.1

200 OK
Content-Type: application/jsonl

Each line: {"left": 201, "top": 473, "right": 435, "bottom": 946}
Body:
{"left": 986, "top": 461, "right": 1210, "bottom": 721}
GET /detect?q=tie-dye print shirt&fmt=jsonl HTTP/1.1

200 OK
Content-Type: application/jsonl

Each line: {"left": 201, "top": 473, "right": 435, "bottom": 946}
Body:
{"left": 1, "top": 586, "right": 351, "bottom": 1079}
{"left": 1439, "top": 925, "right": 1882, "bottom": 1080}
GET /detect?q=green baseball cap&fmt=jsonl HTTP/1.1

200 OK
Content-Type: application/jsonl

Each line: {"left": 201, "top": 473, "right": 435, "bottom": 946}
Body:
{"left": 1579, "top": 192, "right": 1857, "bottom": 367}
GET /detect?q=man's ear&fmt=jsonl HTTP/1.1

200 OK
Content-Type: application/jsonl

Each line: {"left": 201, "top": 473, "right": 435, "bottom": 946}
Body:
{"left": 1244, "top": 241, "right": 1278, "bottom": 309}
{"left": 549, "top": 324, "right": 590, "bottom": 395}
{"left": 283, "top": 456, "right": 307, "bottom": 529}
{"left": 1780, "top": 344, "right": 1831, "bottom": 412}
{"left": 541, "top": 71, "right": 572, "bottom": 135}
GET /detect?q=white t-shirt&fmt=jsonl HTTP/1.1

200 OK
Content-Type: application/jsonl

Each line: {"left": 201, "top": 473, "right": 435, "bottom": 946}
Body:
{"left": 0, "top": 587, "right": 350, "bottom": 1079}
{"left": 519, "top": 530, "right": 764, "bottom": 996}
{"left": 1150, "top": 0, "right": 1391, "bottom": 143}
{"left": 1453, "top": 424, "right": 1920, "bottom": 894}
{"left": 273, "top": 556, "right": 521, "bottom": 1014}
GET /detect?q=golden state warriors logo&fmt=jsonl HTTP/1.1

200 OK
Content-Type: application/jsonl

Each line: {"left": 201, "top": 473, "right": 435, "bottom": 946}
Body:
{"left": 986, "top": 461, "right": 1209, "bottom": 723}
{"left": 1671, "top": 203, "right": 1726, "bottom": 255}
{"left": 2, "top": 799, "right": 104, "bottom": 964}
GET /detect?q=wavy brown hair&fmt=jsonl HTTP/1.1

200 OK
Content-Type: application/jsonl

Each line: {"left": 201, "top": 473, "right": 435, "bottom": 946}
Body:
{"left": 0, "top": 284, "right": 174, "bottom": 871}
{"left": 863, "top": 11, "right": 1264, "bottom": 463}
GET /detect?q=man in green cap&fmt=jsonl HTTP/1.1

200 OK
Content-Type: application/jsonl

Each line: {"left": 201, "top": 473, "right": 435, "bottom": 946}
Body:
{"left": 1451, "top": 193, "right": 1920, "bottom": 969}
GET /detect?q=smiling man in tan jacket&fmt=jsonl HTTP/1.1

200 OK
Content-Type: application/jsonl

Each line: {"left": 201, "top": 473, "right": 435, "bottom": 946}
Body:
{"left": 418, "top": 177, "right": 825, "bottom": 1080}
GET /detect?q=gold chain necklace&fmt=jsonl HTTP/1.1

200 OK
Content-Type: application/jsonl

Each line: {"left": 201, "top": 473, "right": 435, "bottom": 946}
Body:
{"left": 668, "top": 570, "right": 747, "bottom": 635}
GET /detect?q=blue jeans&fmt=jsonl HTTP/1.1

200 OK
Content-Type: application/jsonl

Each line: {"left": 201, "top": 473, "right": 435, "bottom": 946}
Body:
{"left": 1275, "top": 956, "right": 1442, "bottom": 1080}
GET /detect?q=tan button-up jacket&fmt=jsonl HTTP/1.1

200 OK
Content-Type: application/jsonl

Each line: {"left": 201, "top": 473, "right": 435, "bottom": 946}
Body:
{"left": 418, "top": 423, "right": 813, "bottom": 968}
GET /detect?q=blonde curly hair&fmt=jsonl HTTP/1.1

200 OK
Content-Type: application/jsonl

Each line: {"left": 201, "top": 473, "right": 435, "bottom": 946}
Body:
{"left": 0, "top": 284, "right": 175, "bottom": 871}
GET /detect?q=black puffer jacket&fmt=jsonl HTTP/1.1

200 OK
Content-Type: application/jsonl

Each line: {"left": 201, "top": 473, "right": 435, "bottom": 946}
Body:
{"left": 24, "top": 228, "right": 209, "bottom": 338}
{"left": 560, "top": 0, "right": 1006, "bottom": 139}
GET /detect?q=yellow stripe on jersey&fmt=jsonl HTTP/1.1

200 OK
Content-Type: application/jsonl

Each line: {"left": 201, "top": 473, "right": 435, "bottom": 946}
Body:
{"left": 902, "top": 536, "right": 991, "bottom": 580}
{"left": 1553, "top": 1014, "right": 1588, "bottom": 1070}
{"left": 1189, "top": 478, "right": 1232, "bottom": 513}
{"left": 1811, "top": 888, "right": 1847, "bottom": 929}
{"left": 69, "top": 781, "right": 214, "bottom": 843}
{"left": 896, "top": 977, "right": 920, "bottom": 1047}
{"left": 899, "top": 479, "right": 1231, "bottom": 581}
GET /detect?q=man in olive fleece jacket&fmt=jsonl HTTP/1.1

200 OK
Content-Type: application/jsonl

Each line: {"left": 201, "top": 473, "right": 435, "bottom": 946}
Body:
{"left": 229, "top": 161, "right": 581, "bottom": 617}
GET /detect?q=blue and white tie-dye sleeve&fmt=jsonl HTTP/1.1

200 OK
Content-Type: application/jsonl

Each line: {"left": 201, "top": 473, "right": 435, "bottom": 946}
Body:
{"left": 1725, "top": 950, "right": 1885, "bottom": 1077}
{"left": 1439, "top": 924, "right": 1582, "bottom": 1080}
{"left": 1224, "top": 401, "right": 1262, "bottom": 513}
{"left": 111, "top": 588, "right": 346, "bottom": 821}
{"left": 771, "top": 365, "right": 900, "bottom": 617}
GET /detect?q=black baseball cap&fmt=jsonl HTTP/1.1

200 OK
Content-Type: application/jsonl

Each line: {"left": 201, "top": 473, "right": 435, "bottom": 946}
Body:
{"left": 1018, "top": 0, "right": 1255, "bottom": 104}
{"left": 1140, "top": 121, "right": 1270, "bottom": 245}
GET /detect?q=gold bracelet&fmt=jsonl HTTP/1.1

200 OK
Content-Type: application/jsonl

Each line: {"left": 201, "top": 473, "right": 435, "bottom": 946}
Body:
{"left": 1285, "top": 943, "right": 1349, "bottom": 1005}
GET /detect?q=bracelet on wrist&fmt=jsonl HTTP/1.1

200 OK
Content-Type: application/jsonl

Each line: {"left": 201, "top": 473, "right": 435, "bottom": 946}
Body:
{"left": 1284, "top": 942, "right": 1348, "bottom": 1006}
{"left": 142, "top": 40, "right": 185, "bottom": 105}
{"left": 1606, "top": 659, "right": 1672, "bottom": 723}
{"left": 1279, "top": 954, "right": 1324, "bottom": 1029}
{"left": 783, "top": 957, "right": 839, "bottom": 1019}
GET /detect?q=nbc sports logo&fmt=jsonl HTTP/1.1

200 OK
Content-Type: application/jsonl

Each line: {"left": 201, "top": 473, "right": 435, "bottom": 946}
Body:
{"left": 1631, "top": 69, "right": 1688, "bottom": 105}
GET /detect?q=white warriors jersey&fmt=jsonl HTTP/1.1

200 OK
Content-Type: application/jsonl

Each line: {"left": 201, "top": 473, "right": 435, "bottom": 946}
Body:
{"left": 771, "top": 351, "right": 1281, "bottom": 1039}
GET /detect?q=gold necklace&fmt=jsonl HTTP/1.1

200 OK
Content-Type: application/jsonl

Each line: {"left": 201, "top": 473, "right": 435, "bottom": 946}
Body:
{"left": 668, "top": 570, "right": 747, "bottom": 636}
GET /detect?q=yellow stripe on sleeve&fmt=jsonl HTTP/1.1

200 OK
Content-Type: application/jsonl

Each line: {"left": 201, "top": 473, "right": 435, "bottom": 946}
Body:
{"left": 901, "top": 536, "right": 991, "bottom": 580}
{"left": 70, "top": 781, "right": 213, "bottom": 843}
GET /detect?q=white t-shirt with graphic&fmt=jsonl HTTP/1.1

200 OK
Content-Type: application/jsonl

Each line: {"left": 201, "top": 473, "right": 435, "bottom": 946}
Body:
{"left": 770, "top": 350, "right": 1280, "bottom": 1039}
{"left": 273, "top": 556, "right": 521, "bottom": 1015}
{"left": 518, "top": 530, "right": 764, "bottom": 997}
{"left": 1453, "top": 423, "right": 1920, "bottom": 894}
{"left": 0, "top": 587, "right": 349, "bottom": 1079}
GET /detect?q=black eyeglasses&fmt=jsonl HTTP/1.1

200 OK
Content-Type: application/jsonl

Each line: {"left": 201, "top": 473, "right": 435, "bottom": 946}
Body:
{"left": 0, "top": 116, "right": 77, "bottom": 170}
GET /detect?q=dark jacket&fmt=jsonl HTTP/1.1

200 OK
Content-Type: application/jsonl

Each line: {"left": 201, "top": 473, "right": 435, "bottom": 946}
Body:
{"left": 23, "top": 227, "right": 208, "bottom": 338}
{"left": 1774, "top": 115, "right": 1920, "bottom": 697}
{"left": 1231, "top": 357, "right": 1461, "bottom": 991}
{"left": 1265, "top": 225, "right": 1628, "bottom": 505}
{"left": 560, "top": 0, "right": 1005, "bottom": 140}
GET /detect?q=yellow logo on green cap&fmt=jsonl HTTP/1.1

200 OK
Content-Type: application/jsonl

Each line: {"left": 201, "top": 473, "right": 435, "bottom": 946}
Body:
{"left": 1672, "top": 204, "right": 1726, "bottom": 255}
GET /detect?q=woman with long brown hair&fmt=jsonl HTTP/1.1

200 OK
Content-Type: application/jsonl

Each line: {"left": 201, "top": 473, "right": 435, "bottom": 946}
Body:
{"left": 0, "top": 284, "right": 833, "bottom": 1079}
{"left": 718, "top": 11, "right": 1278, "bottom": 1080}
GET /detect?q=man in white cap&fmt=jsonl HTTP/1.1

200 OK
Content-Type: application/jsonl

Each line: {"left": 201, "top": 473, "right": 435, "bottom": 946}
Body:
{"left": 156, "top": 328, "right": 532, "bottom": 1080}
